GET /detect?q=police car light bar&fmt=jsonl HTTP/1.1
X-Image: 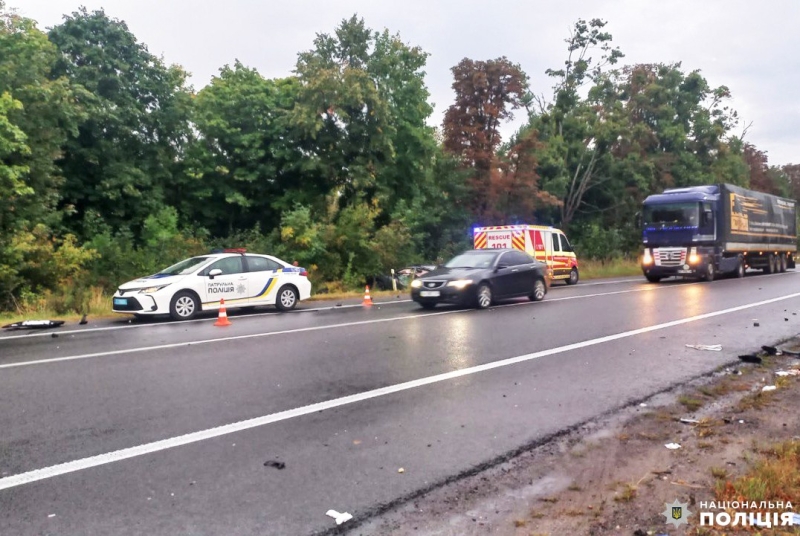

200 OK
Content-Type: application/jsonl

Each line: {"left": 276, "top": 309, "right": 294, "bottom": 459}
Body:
{"left": 210, "top": 248, "right": 247, "bottom": 254}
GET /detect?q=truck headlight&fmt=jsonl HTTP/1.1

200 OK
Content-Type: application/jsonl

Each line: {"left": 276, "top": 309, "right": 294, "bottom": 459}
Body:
{"left": 688, "top": 247, "right": 700, "bottom": 265}
{"left": 447, "top": 279, "right": 473, "bottom": 289}
{"left": 139, "top": 284, "right": 170, "bottom": 294}
{"left": 411, "top": 280, "right": 422, "bottom": 288}
{"left": 642, "top": 250, "right": 653, "bottom": 266}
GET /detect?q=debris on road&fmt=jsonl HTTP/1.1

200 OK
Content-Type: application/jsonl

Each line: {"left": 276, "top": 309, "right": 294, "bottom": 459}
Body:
{"left": 398, "top": 467, "right": 405, "bottom": 473}
{"left": 776, "top": 370, "right": 800, "bottom": 377}
{"left": 2, "top": 320, "right": 65, "bottom": 330}
{"left": 326, "top": 509, "right": 353, "bottom": 525}
{"left": 762, "top": 345, "right": 782, "bottom": 355}
{"left": 685, "top": 344, "right": 721, "bottom": 351}
{"left": 679, "top": 418, "right": 700, "bottom": 425}
{"left": 263, "top": 460, "right": 286, "bottom": 470}
{"left": 738, "top": 354, "right": 762, "bottom": 364}
{"left": 762, "top": 385, "right": 777, "bottom": 392}
{"left": 664, "top": 443, "right": 681, "bottom": 450}
{"left": 753, "top": 319, "right": 760, "bottom": 327}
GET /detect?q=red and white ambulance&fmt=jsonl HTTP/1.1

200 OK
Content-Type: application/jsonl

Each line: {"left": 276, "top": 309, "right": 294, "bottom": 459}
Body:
{"left": 473, "top": 225, "right": 580, "bottom": 285}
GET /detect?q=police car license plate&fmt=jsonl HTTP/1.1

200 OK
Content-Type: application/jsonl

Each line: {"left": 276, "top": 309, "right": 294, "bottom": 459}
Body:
{"left": 420, "top": 291, "right": 440, "bottom": 297}
{"left": 113, "top": 298, "right": 127, "bottom": 306}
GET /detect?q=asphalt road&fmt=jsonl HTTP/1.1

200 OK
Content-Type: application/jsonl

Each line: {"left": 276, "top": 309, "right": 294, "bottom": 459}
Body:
{"left": 1, "top": 273, "right": 799, "bottom": 535}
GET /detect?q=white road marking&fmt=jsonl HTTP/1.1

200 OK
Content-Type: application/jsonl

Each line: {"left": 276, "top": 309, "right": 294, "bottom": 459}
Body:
{"left": 0, "top": 299, "right": 413, "bottom": 341}
{"left": 1, "top": 290, "right": 799, "bottom": 492}
{"left": 0, "top": 282, "right": 688, "bottom": 369}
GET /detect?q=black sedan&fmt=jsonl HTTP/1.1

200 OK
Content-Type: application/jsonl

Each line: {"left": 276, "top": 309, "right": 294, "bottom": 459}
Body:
{"left": 410, "top": 249, "right": 549, "bottom": 309}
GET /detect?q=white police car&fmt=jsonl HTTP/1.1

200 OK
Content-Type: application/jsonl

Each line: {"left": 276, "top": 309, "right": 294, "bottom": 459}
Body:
{"left": 111, "top": 249, "right": 312, "bottom": 320}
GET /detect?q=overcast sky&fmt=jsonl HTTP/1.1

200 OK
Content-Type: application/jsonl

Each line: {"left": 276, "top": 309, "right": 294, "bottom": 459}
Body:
{"left": 15, "top": 0, "right": 800, "bottom": 166}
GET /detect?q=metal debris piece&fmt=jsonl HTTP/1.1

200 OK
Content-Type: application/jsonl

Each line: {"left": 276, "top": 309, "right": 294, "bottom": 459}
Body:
{"left": 326, "top": 509, "right": 353, "bottom": 525}
{"left": 2, "top": 320, "right": 65, "bottom": 330}
{"left": 685, "top": 344, "right": 722, "bottom": 351}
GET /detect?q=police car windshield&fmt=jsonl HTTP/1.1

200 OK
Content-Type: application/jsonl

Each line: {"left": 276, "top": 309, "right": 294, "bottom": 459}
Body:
{"left": 158, "top": 256, "right": 211, "bottom": 276}
{"left": 445, "top": 252, "right": 498, "bottom": 269}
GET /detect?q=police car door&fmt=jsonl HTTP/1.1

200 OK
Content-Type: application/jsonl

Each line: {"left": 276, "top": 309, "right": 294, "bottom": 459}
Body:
{"left": 245, "top": 255, "right": 282, "bottom": 305}
{"left": 201, "top": 256, "right": 248, "bottom": 307}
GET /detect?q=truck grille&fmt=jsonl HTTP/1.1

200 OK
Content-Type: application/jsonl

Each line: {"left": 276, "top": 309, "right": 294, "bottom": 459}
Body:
{"left": 654, "top": 248, "right": 686, "bottom": 267}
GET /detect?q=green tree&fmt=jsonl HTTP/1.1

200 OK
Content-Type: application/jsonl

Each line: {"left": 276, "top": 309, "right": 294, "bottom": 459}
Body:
{"left": 0, "top": 3, "right": 90, "bottom": 306}
{"left": 185, "top": 62, "right": 314, "bottom": 236}
{"left": 48, "top": 7, "right": 193, "bottom": 238}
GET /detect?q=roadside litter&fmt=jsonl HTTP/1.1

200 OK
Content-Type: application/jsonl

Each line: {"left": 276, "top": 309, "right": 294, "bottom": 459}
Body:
{"left": 685, "top": 344, "right": 721, "bottom": 351}
{"left": 679, "top": 418, "right": 700, "bottom": 425}
{"left": 325, "top": 509, "right": 353, "bottom": 525}
{"left": 776, "top": 370, "right": 800, "bottom": 377}
{"left": 762, "top": 345, "right": 782, "bottom": 355}
{"left": 762, "top": 385, "right": 777, "bottom": 392}
{"left": 664, "top": 443, "right": 681, "bottom": 450}
{"left": 2, "top": 320, "right": 65, "bottom": 330}
{"left": 397, "top": 467, "right": 405, "bottom": 473}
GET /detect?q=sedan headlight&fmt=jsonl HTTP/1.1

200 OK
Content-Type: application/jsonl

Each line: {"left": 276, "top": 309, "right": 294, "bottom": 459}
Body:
{"left": 411, "top": 280, "right": 422, "bottom": 288}
{"left": 447, "top": 279, "right": 473, "bottom": 289}
{"left": 139, "top": 284, "right": 170, "bottom": 294}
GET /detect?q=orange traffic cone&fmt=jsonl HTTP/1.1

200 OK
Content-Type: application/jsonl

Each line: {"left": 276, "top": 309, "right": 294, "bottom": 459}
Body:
{"left": 214, "top": 298, "right": 232, "bottom": 326}
{"left": 362, "top": 285, "right": 373, "bottom": 307}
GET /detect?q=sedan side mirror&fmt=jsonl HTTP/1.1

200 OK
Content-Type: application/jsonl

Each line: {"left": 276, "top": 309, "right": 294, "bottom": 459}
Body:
{"left": 208, "top": 268, "right": 223, "bottom": 279}
{"left": 496, "top": 264, "right": 508, "bottom": 271}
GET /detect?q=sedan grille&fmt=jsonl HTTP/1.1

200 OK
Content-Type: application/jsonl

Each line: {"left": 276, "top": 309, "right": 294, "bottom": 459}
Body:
{"left": 421, "top": 280, "right": 445, "bottom": 289}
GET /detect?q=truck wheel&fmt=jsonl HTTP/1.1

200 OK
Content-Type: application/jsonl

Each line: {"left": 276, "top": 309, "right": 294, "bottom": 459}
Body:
{"left": 766, "top": 254, "right": 776, "bottom": 274}
{"left": 567, "top": 268, "right": 579, "bottom": 285}
{"left": 735, "top": 257, "right": 745, "bottom": 278}
{"left": 703, "top": 262, "right": 715, "bottom": 282}
{"left": 645, "top": 274, "right": 661, "bottom": 283}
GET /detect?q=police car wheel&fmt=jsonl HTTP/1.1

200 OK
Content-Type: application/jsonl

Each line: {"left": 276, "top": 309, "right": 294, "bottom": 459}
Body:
{"left": 170, "top": 291, "right": 199, "bottom": 320}
{"left": 475, "top": 283, "right": 492, "bottom": 309}
{"left": 275, "top": 286, "right": 298, "bottom": 311}
{"left": 567, "top": 268, "right": 579, "bottom": 285}
{"left": 530, "top": 279, "right": 546, "bottom": 301}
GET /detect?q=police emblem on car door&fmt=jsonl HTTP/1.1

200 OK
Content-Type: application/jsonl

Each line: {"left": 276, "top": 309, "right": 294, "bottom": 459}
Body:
{"left": 202, "top": 257, "right": 247, "bottom": 305}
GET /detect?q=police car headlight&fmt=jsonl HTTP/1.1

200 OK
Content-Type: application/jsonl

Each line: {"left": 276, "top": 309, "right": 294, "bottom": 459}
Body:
{"left": 139, "top": 284, "right": 170, "bottom": 294}
{"left": 447, "top": 279, "right": 473, "bottom": 289}
{"left": 411, "top": 280, "right": 422, "bottom": 288}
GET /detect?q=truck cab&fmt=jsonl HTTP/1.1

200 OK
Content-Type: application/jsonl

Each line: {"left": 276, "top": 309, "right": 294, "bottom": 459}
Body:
{"left": 641, "top": 186, "right": 720, "bottom": 282}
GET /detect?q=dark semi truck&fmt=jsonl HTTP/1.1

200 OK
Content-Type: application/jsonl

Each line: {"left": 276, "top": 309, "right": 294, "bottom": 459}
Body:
{"left": 641, "top": 184, "right": 797, "bottom": 282}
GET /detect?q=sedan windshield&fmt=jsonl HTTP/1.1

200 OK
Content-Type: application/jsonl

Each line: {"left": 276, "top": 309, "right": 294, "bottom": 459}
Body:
{"left": 157, "top": 256, "right": 211, "bottom": 276}
{"left": 445, "top": 252, "right": 498, "bottom": 269}
{"left": 643, "top": 203, "right": 700, "bottom": 227}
